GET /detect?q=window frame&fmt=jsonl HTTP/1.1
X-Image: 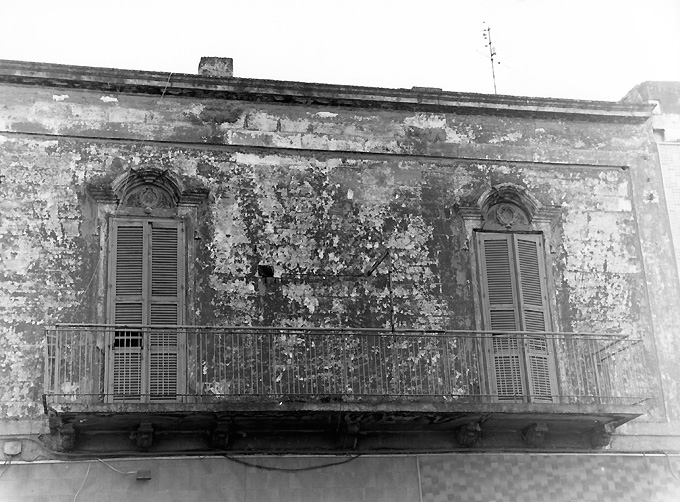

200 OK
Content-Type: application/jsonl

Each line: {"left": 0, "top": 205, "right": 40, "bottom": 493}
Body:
{"left": 105, "top": 216, "right": 187, "bottom": 403}
{"left": 87, "top": 168, "right": 206, "bottom": 404}
{"left": 474, "top": 229, "right": 559, "bottom": 403}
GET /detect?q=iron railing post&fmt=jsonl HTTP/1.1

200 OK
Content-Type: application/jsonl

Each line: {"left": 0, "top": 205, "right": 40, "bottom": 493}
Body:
{"left": 43, "top": 325, "right": 648, "bottom": 406}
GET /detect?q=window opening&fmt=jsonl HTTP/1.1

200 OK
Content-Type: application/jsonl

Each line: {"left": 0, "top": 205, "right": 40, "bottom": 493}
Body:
{"left": 107, "top": 217, "right": 185, "bottom": 403}
{"left": 476, "top": 230, "right": 557, "bottom": 403}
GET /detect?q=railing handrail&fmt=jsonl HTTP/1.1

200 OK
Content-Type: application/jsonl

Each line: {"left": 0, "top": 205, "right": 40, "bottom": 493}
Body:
{"left": 48, "top": 323, "right": 640, "bottom": 339}
{"left": 44, "top": 322, "right": 649, "bottom": 406}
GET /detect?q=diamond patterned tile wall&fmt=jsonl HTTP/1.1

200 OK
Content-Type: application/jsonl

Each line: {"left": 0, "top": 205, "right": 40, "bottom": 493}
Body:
{"left": 419, "top": 454, "right": 680, "bottom": 502}
{"left": 1, "top": 454, "right": 679, "bottom": 501}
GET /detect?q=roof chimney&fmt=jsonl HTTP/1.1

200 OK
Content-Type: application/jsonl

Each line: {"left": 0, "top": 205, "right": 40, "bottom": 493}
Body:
{"left": 198, "top": 57, "right": 233, "bottom": 78}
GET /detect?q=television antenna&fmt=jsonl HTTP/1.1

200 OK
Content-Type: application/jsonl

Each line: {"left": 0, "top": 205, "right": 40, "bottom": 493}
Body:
{"left": 482, "top": 22, "right": 500, "bottom": 94}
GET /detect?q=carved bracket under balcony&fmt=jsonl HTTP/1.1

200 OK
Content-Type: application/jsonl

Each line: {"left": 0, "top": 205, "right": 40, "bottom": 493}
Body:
{"left": 58, "top": 423, "right": 77, "bottom": 452}
{"left": 456, "top": 422, "right": 481, "bottom": 448}
{"left": 132, "top": 423, "right": 155, "bottom": 451}
{"left": 211, "top": 421, "right": 231, "bottom": 450}
{"left": 522, "top": 423, "right": 549, "bottom": 447}
{"left": 590, "top": 423, "right": 616, "bottom": 448}
{"left": 337, "top": 418, "right": 360, "bottom": 450}
{"left": 46, "top": 409, "right": 77, "bottom": 452}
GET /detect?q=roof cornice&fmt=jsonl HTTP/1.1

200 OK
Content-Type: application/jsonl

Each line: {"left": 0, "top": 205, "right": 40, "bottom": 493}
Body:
{"left": 0, "top": 59, "right": 654, "bottom": 122}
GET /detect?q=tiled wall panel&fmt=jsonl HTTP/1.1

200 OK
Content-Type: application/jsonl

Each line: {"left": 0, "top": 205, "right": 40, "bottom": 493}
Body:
{"left": 1, "top": 454, "right": 679, "bottom": 502}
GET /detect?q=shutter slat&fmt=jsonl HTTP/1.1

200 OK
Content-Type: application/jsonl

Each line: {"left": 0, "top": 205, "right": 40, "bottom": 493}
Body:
{"left": 150, "top": 304, "right": 178, "bottom": 325}
{"left": 524, "top": 310, "right": 547, "bottom": 332}
{"left": 152, "top": 226, "right": 178, "bottom": 297}
{"left": 483, "top": 239, "right": 515, "bottom": 306}
{"left": 115, "top": 226, "right": 144, "bottom": 296}
{"left": 149, "top": 353, "right": 178, "bottom": 400}
{"left": 527, "top": 353, "right": 553, "bottom": 401}
{"left": 517, "top": 238, "right": 544, "bottom": 308}
{"left": 494, "top": 355, "right": 524, "bottom": 400}
{"left": 490, "top": 310, "right": 520, "bottom": 331}
{"left": 114, "top": 303, "right": 143, "bottom": 324}
{"left": 113, "top": 351, "right": 142, "bottom": 401}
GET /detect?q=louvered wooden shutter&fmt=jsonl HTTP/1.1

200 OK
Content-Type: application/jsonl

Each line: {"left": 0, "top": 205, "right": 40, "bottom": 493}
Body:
{"left": 477, "top": 233, "right": 525, "bottom": 401}
{"left": 515, "top": 235, "right": 556, "bottom": 402}
{"left": 108, "top": 218, "right": 185, "bottom": 403}
{"left": 148, "top": 223, "right": 182, "bottom": 401}
{"left": 109, "top": 222, "right": 145, "bottom": 401}
{"left": 477, "top": 232, "right": 555, "bottom": 403}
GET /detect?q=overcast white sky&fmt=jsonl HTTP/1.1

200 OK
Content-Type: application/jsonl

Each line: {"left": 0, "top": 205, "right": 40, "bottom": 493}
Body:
{"left": 2, "top": 0, "right": 679, "bottom": 101}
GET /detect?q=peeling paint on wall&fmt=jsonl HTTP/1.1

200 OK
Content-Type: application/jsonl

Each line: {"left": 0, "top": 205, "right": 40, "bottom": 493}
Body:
{"left": 0, "top": 82, "right": 677, "bottom": 428}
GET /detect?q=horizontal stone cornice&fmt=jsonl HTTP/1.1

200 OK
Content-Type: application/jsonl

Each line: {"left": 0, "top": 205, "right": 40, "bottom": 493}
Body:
{"left": 0, "top": 59, "right": 654, "bottom": 122}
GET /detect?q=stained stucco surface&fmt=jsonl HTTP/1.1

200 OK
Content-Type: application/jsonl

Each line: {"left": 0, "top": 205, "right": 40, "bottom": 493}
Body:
{"left": 0, "top": 81, "right": 678, "bottom": 438}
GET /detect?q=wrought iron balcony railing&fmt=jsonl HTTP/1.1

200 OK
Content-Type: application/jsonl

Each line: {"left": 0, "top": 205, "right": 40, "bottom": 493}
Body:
{"left": 43, "top": 325, "right": 648, "bottom": 408}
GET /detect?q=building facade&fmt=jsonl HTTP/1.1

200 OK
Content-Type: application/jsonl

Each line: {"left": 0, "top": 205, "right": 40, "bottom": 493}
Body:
{"left": 624, "top": 81, "right": 680, "bottom": 285}
{"left": 1, "top": 59, "right": 679, "bottom": 500}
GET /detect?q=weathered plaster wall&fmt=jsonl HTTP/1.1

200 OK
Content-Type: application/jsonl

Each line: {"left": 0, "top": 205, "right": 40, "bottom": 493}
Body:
{"left": 0, "top": 82, "right": 678, "bottom": 434}
{"left": 0, "top": 84, "right": 654, "bottom": 162}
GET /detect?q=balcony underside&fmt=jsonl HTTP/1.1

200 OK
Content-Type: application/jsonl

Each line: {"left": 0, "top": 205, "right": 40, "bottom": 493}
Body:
{"left": 47, "top": 398, "right": 644, "bottom": 453}
{"left": 44, "top": 325, "right": 649, "bottom": 453}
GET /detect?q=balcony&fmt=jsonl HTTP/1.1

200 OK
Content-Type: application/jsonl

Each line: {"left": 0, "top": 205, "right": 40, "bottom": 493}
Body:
{"left": 43, "top": 325, "right": 649, "bottom": 451}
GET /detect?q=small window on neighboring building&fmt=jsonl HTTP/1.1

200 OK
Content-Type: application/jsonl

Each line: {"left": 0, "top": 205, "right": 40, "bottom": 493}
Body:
{"left": 654, "top": 129, "right": 666, "bottom": 142}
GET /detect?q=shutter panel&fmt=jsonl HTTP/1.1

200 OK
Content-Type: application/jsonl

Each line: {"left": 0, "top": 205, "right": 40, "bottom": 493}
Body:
{"left": 516, "top": 235, "right": 555, "bottom": 402}
{"left": 516, "top": 236, "right": 549, "bottom": 331}
{"left": 477, "top": 233, "right": 525, "bottom": 401}
{"left": 477, "top": 231, "right": 556, "bottom": 403}
{"left": 480, "top": 235, "right": 521, "bottom": 331}
{"left": 108, "top": 218, "right": 185, "bottom": 403}
{"left": 148, "top": 223, "right": 181, "bottom": 401}
{"left": 110, "top": 222, "right": 145, "bottom": 402}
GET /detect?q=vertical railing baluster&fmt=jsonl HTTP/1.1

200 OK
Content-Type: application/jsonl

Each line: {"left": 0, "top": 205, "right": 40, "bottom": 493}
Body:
{"left": 41, "top": 326, "right": 645, "bottom": 407}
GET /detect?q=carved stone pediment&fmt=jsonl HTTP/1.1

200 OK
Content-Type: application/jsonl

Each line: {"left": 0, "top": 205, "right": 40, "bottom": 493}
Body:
{"left": 87, "top": 168, "right": 208, "bottom": 210}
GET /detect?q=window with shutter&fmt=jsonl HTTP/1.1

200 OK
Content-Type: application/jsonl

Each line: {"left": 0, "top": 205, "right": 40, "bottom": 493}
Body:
{"left": 107, "top": 218, "right": 185, "bottom": 403}
{"left": 476, "top": 231, "right": 557, "bottom": 403}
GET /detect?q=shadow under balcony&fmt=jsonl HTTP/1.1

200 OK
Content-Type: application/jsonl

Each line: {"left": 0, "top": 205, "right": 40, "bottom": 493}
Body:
{"left": 43, "top": 325, "right": 649, "bottom": 453}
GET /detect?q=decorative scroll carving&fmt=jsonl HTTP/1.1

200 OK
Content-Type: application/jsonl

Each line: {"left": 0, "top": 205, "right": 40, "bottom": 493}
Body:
{"left": 494, "top": 202, "right": 530, "bottom": 228}
{"left": 113, "top": 169, "right": 182, "bottom": 209}
{"left": 122, "top": 185, "right": 174, "bottom": 210}
{"left": 479, "top": 183, "right": 541, "bottom": 221}
{"left": 456, "top": 422, "right": 481, "bottom": 448}
{"left": 476, "top": 184, "right": 542, "bottom": 231}
{"left": 522, "top": 422, "right": 549, "bottom": 447}
{"left": 88, "top": 167, "right": 209, "bottom": 211}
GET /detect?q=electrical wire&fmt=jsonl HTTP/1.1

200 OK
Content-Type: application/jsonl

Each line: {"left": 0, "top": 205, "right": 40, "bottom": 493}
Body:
{"left": 222, "top": 454, "right": 360, "bottom": 472}
{"left": 160, "top": 72, "right": 174, "bottom": 101}
{"left": 0, "top": 459, "right": 11, "bottom": 481}
{"left": 72, "top": 461, "right": 92, "bottom": 502}
{"left": 97, "top": 458, "right": 137, "bottom": 475}
{"left": 665, "top": 452, "right": 680, "bottom": 481}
